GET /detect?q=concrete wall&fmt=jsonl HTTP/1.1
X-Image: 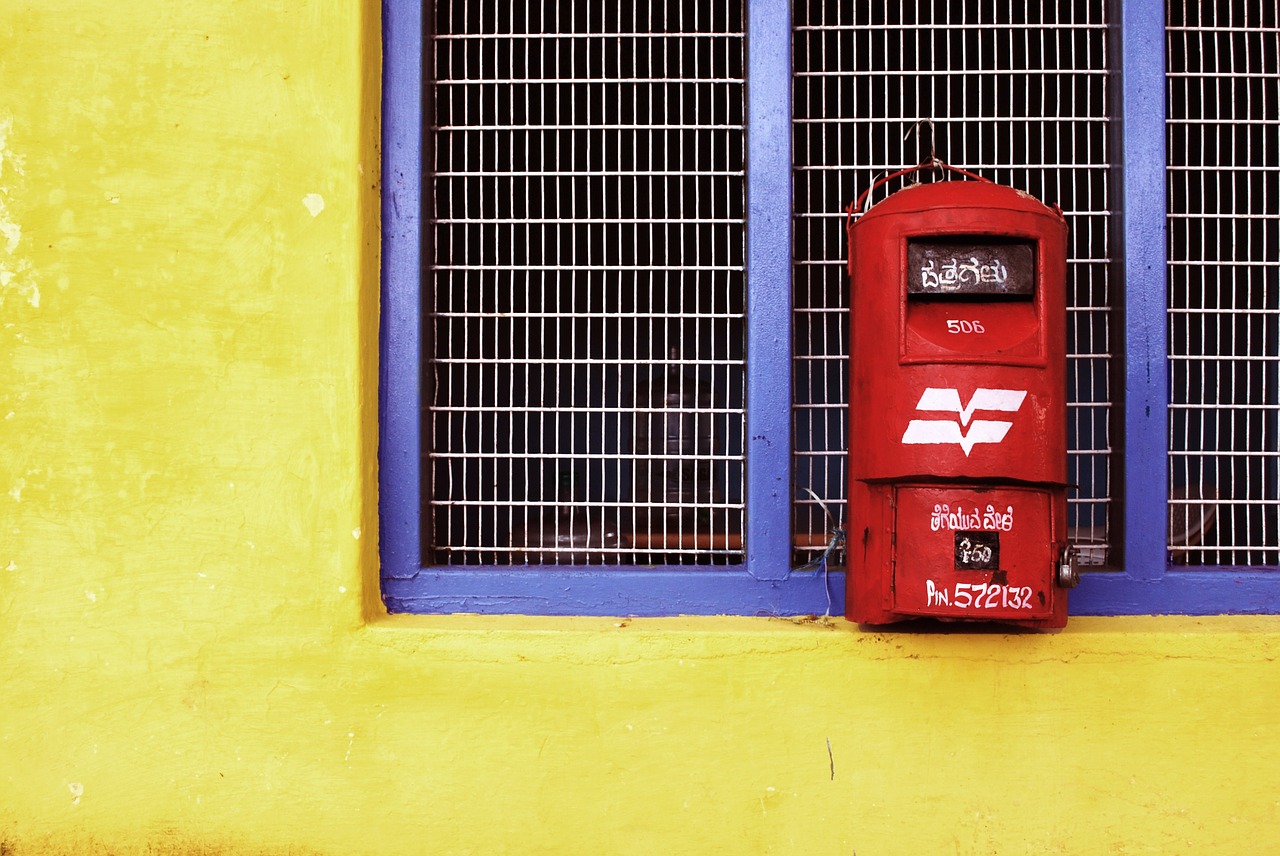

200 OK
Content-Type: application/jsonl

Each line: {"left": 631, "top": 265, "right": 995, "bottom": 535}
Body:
{"left": 2, "top": 3, "right": 1279, "bottom": 853}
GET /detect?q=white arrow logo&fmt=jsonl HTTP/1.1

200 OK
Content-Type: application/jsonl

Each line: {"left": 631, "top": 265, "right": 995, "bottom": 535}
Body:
{"left": 901, "top": 388, "right": 1027, "bottom": 456}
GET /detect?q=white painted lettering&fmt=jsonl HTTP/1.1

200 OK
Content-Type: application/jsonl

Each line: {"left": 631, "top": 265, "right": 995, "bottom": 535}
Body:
{"left": 922, "top": 581, "right": 1035, "bottom": 611}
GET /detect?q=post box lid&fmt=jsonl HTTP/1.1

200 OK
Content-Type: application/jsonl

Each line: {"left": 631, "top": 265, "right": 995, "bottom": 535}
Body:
{"left": 857, "top": 178, "right": 1065, "bottom": 225}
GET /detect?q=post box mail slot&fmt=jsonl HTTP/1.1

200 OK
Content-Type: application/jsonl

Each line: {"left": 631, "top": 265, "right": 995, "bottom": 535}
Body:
{"left": 907, "top": 238, "right": 1036, "bottom": 297}
{"left": 846, "top": 176, "right": 1073, "bottom": 629}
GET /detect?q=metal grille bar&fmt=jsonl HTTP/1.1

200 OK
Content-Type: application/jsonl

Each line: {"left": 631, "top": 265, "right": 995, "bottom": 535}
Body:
{"left": 1167, "top": 1, "right": 1280, "bottom": 566}
{"left": 792, "top": 0, "right": 1114, "bottom": 565}
{"left": 428, "top": 0, "right": 747, "bottom": 566}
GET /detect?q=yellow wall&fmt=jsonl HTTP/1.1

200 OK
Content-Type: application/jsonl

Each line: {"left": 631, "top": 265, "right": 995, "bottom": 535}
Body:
{"left": 2, "top": 3, "right": 1279, "bottom": 854}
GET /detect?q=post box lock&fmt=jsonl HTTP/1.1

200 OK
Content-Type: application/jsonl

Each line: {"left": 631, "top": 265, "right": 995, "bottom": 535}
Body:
{"left": 845, "top": 167, "right": 1071, "bottom": 629}
{"left": 1057, "top": 545, "right": 1081, "bottom": 589}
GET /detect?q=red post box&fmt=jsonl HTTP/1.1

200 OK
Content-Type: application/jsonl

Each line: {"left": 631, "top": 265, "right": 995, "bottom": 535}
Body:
{"left": 846, "top": 172, "right": 1076, "bottom": 629}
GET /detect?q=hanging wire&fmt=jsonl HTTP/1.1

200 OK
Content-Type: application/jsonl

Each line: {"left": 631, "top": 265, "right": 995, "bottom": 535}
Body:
{"left": 794, "top": 487, "right": 845, "bottom": 617}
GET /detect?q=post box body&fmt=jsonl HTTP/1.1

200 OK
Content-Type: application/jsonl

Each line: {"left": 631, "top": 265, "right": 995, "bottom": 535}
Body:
{"left": 846, "top": 180, "right": 1069, "bottom": 628}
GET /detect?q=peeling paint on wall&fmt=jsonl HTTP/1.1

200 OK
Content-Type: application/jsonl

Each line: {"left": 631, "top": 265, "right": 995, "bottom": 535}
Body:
{"left": 0, "top": 115, "right": 39, "bottom": 310}
{"left": 302, "top": 193, "right": 325, "bottom": 217}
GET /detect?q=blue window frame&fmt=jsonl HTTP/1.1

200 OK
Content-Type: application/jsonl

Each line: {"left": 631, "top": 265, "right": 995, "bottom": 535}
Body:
{"left": 380, "top": 0, "right": 1280, "bottom": 617}
{"left": 1072, "top": 2, "right": 1280, "bottom": 615}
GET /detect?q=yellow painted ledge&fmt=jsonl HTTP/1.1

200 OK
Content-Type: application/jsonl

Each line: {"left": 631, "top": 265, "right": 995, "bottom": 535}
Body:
{"left": 4, "top": 611, "right": 1279, "bottom": 856}
{"left": 361, "top": 611, "right": 1280, "bottom": 663}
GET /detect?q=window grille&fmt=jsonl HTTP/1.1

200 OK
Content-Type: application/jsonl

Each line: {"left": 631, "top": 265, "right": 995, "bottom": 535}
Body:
{"left": 428, "top": 0, "right": 747, "bottom": 565}
{"left": 386, "top": 0, "right": 1280, "bottom": 614}
{"left": 1167, "top": 2, "right": 1280, "bottom": 566}
{"left": 791, "top": 0, "right": 1114, "bottom": 565}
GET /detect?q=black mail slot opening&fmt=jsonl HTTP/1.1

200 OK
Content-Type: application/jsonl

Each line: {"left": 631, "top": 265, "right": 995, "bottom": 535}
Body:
{"left": 907, "top": 238, "right": 1036, "bottom": 298}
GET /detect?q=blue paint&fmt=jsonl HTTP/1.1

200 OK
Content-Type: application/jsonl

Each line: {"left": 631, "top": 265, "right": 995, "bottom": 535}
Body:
{"left": 1118, "top": 0, "right": 1169, "bottom": 583}
{"left": 383, "top": 569, "right": 845, "bottom": 618}
{"left": 1074, "top": 569, "right": 1280, "bottom": 616}
{"left": 379, "top": 0, "right": 423, "bottom": 578}
{"left": 744, "top": 0, "right": 794, "bottom": 582}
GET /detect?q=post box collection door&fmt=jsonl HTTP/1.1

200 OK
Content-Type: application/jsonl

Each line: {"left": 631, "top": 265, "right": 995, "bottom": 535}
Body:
{"left": 845, "top": 177, "right": 1072, "bottom": 629}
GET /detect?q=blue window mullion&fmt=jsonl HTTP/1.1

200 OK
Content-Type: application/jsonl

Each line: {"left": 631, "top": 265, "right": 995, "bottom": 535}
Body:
{"left": 379, "top": 0, "right": 424, "bottom": 580}
{"left": 1117, "top": 0, "right": 1168, "bottom": 581}
{"left": 744, "top": 0, "right": 795, "bottom": 581}
{"left": 1074, "top": 1, "right": 1169, "bottom": 613}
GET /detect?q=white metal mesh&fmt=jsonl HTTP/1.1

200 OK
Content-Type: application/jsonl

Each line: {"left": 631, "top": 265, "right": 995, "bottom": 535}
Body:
{"left": 1167, "top": 1, "right": 1280, "bottom": 565}
{"left": 792, "top": 0, "right": 1114, "bottom": 564}
{"left": 428, "top": 0, "right": 747, "bottom": 565}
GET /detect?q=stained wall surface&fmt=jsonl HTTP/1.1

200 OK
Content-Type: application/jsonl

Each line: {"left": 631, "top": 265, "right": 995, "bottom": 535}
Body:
{"left": 2, "top": 3, "right": 1279, "bottom": 854}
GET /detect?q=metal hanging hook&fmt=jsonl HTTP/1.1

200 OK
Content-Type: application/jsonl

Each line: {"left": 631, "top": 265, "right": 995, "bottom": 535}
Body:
{"left": 903, "top": 118, "right": 941, "bottom": 169}
{"left": 847, "top": 121, "right": 939, "bottom": 222}
{"left": 847, "top": 119, "right": 992, "bottom": 220}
